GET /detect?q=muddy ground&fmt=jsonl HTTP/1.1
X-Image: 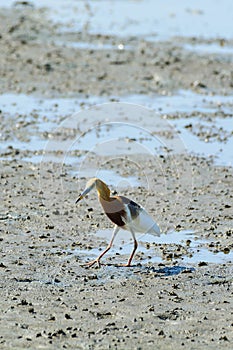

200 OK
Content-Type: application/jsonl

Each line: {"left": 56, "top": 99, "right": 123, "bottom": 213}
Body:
{"left": 0, "top": 4, "right": 233, "bottom": 350}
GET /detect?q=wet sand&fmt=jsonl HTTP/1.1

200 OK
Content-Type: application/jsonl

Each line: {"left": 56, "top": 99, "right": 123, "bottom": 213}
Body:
{"left": 0, "top": 2, "right": 233, "bottom": 349}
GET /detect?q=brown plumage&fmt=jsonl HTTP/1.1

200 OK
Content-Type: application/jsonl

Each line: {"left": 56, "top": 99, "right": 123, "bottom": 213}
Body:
{"left": 76, "top": 178, "right": 161, "bottom": 267}
{"left": 99, "top": 195, "right": 141, "bottom": 227}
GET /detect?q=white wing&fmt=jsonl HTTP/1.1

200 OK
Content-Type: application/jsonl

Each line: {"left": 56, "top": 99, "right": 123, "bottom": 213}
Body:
{"left": 124, "top": 206, "right": 161, "bottom": 236}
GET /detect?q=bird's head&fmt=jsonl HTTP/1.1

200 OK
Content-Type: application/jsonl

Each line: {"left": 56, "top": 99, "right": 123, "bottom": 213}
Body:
{"left": 75, "top": 178, "right": 97, "bottom": 203}
{"left": 75, "top": 177, "right": 111, "bottom": 203}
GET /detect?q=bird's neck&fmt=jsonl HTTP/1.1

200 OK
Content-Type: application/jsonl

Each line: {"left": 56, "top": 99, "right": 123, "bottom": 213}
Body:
{"left": 96, "top": 179, "right": 111, "bottom": 201}
{"left": 97, "top": 191, "right": 111, "bottom": 201}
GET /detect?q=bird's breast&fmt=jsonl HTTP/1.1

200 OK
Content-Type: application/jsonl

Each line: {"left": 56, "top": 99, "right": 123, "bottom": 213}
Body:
{"left": 99, "top": 196, "right": 127, "bottom": 227}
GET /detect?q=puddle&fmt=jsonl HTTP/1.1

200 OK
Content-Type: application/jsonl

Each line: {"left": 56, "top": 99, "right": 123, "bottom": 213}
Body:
{"left": 0, "top": 93, "right": 106, "bottom": 163}
{"left": 70, "top": 229, "right": 233, "bottom": 266}
{"left": 170, "top": 117, "right": 233, "bottom": 167}
{"left": 2, "top": 89, "right": 231, "bottom": 119}
{"left": 73, "top": 169, "right": 141, "bottom": 189}
{"left": 6, "top": 0, "right": 233, "bottom": 40}
{"left": 119, "top": 91, "right": 233, "bottom": 167}
{"left": 1, "top": 90, "right": 232, "bottom": 167}
{"left": 49, "top": 91, "right": 233, "bottom": 166}
{"left": 183, "top": 43, "right": 233, "bottom": 56}
{"left": 55, "top": 41, "right": 130, "bottom": 51}
{"left": 122, "top": 90, "right": 233, "bottom": 115}
{"left": 0, "top": 92, "right": 103, "bottom": 117}
{"left": 71, "top": 122, "right": 164, "bottom": 154}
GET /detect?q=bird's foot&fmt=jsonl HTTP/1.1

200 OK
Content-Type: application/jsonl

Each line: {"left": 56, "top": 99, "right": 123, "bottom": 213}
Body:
{"left": 116, "top": 263, "right": 132, "bottom": 267}
{"left": 85, "top": 259, "right": 101, "bottom": 268}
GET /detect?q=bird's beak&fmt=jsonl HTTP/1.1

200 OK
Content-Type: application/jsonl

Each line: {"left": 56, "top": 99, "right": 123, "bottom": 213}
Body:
{"left": 75, "top": 195, "right": 83, "bottom": 204}
{"left": 75, "top": 185, "right": 93, "bottom": 204}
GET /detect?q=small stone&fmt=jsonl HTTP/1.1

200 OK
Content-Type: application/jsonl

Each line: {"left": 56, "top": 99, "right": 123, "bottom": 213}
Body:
{"left": 158, "top": 330, "right": 165, "bottom": 336}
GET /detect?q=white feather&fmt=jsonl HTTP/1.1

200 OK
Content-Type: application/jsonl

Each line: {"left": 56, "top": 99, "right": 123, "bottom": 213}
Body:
{"left": 123, "top": 206, "right": 161, "bottom": 236}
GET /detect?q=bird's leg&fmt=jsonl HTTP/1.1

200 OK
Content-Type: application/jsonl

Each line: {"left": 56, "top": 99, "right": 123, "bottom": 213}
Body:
{"left": 123, "top": 227, "right": 138, "bottom": 267}
{"left": 85, "top": 225, "right": 120, "bottom": 268}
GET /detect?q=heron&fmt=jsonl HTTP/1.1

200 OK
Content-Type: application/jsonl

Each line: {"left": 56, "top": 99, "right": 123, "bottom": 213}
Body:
{"left": 76, "top": 178, "right": 161, "bottom": 267}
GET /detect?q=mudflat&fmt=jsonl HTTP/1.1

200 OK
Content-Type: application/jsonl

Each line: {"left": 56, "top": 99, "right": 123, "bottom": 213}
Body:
{"left": 0, "top": 3, "right": 232, "bottom": 349}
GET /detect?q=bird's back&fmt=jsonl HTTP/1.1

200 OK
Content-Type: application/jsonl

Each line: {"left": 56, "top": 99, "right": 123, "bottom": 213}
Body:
{"left": 98, "top": 194, "right": 160, "bottom": 235}
{"left": 119, "top": 196, "right": 161, "bottom": 236}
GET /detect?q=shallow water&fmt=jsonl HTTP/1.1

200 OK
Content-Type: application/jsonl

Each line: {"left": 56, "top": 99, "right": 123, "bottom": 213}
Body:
{"left": 55, "top": 40, "right": 130, "bottom": 51}
{"left": 74, "top": 169, "right": 142, "bottom": 189}
{"left": 5, "top": 0, "right": 233, "bottom": 40}
{"left": 1, "top": 91, "right": 232, "bottom": 166}
{"left": 183, "top": 43, "right": 233, "bottom": 56}
{"left": 0, "top": 93, "right": 105, "bottom": 163}
{"left": 123, "top": 90, "right": 233, "bottom": 114}
{"left": 170, "top": 117, "right": 233, "bottom": 167}
{"left": 70, "top": 229, "right": 233, "bottom": 266}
